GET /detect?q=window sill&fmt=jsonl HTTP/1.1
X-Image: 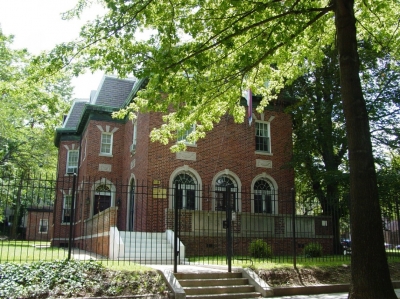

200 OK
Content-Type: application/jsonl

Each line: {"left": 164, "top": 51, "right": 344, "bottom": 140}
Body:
{"left": 255, "top": 151, "right": 273, "bottom": 156}
{"left": 99, "top": 153, "right": 113, "bottom": 157}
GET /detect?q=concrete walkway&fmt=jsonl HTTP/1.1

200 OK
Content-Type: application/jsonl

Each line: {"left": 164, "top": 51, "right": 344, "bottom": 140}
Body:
{"left": 271, "top": 289, "right": 400, "bottom": 299}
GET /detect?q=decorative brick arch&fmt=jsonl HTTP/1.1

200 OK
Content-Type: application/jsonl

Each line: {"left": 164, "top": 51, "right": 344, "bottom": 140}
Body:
{"left": 169, "top": 165, "right": 203, "bottom": 210}
{"left": 211, "top": 169, "right": 242, "bottom": 212}
{"left": 251, "top": 173, "right": 278, "bottom": 214}
{"left": 89, "top": 178, "right": 116, "bottom": 217}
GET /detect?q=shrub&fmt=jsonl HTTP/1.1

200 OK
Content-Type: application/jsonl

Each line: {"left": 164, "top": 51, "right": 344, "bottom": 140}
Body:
{"left": 249, "top": 239, "right": 272, "bottom": 258}
{"left": 304, "top": 242, "right": 323, "bottom": 257}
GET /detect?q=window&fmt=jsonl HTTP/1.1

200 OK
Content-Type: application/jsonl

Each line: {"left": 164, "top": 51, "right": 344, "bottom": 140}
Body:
{"left": 255, "top": 121, "right": 270, "bottom": 152}
{"left": 130, "top": 121, "right": 137, "bottom": 154}
{"left": 100, "top": 132, "right": 113, "bottom": 155}
{"left": 62, "top": 195, "right": 72, "bottom": 223}
{"left": 254, "top": 179, "right": 274, "bottom": 213}
{"left": 215, "top": 176, "right": 237, "bottom": 211}
{"left": 177, "top": 124, "right": 196, "bottom": 145}
{"left": 66, "top": 150, "right": 78, "bottom": 174}
{"left": 94, "top": 185, "right": 112, "bottom": 215}
{"left": 173, "top": 174, "right": 197, "bottom": 210}
{"left": 39, "top": 219, "right": 49, "bottom": 233}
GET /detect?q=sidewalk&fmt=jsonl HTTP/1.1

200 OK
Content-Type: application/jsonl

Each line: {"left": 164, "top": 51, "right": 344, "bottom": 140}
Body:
{"left": 271, "top": 289, "right": 400, "bottom": 298}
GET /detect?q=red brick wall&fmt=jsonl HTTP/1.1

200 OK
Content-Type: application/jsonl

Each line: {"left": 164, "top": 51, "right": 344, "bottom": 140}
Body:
{"left": 54, "top": 104, "right": 294, "bottom": 248}
{"left": 26, "top": 210, "right": 53, "bottom": 241}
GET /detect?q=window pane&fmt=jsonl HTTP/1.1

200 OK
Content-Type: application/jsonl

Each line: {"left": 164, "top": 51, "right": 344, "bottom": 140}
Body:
{"left": 255, "top": 122, "right": 270, "bottom": 152}
{"left": 101, "top": 133, "right": 112, "bottom": 154}
{"left": 67, "top": 150, "right": 78, "bottom": 173}
{"left": 177, "top": 124, "right": 196, "bottom": 144}
{"left": 39, "top": 219, "right": 48, "bottom": 233}
{"left": 187, "top": 190, "right": 196, "bottom": 210}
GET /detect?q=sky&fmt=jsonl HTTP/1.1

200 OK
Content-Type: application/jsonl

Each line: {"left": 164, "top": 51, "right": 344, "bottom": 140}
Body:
{"left": 0, "top": 0, "right": 105, "bottom": 99}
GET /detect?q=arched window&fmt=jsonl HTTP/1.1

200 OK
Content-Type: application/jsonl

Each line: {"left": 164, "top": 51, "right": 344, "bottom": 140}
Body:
{"left": 173, "top": 173, "right": 197, "bottom": 210}
{"left": 254, "top": 179, "right": 274, "bottom": 213}
{"left": 94, "top": 184, "right": 111, "bottom": 215}
{"left": 215, "top": 175, "right": 238, "bottom": 211}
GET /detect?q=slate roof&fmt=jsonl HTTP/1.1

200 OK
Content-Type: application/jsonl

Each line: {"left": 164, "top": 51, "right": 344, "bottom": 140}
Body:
{"left": 56, "top": 75, "right": 140, "bottom": 147}
{"left": 62, "top": 100, "right": 89, "bottom": 129}
{"left": 91, "top": 76, "right": 136, "bottom": 108}
{"left": 62, "top": 75, "right": 136, "bottom": 129}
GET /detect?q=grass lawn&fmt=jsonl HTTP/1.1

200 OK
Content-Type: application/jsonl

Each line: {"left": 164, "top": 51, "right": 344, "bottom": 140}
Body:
{"left": 0, "top": 240, "right": 68, "bottom": 263}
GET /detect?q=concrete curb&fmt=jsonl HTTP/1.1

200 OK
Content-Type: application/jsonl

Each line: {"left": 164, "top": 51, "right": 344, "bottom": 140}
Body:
{"left": 271, "top": 281, "right": 400, "bottom": 297}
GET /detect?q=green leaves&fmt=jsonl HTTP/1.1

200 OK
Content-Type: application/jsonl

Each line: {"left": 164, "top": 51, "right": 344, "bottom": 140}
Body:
{"left": 0, "top": 29, "right": 72, "bottom": 174}
{"left": 40, "top": 0, "right": 400, "bottom": 152}
{"left": 0, "top": 260, "right": 167, "bottom": 298}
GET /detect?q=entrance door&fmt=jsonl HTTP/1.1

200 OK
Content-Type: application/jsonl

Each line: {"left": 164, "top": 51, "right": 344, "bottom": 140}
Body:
{"left": 93, "top": 195, "right": 111, "bottom": 215}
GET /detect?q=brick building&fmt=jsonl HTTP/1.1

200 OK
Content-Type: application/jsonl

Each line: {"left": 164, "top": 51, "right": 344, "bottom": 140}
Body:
{"left": 52, "top": 75, "right": 332, "bottom": 260}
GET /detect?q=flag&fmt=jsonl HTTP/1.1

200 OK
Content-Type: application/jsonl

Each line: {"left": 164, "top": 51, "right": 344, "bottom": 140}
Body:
{"left": 247, "top": 89, "right": 253, "bottom": 126}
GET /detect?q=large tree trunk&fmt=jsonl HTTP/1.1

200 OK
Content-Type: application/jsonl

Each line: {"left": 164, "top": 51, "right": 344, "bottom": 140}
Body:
{"left": 334, "top": 1, "right": 396, "bottom": 298}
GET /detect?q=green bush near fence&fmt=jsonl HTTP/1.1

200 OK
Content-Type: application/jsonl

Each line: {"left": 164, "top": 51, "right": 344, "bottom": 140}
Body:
{"left": 304, "top": 242, "right": 323, "bottom": 258}
{"left": 249, "top": 239, "right": 273, "bottom": 259}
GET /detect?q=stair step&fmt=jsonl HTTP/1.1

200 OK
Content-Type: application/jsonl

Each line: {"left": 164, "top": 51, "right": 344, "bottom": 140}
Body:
{"left": 184, "top": 285, "right": 255, "bottom": 295}
{"left": 179, "top": 278, "right": 249, "bottom": 287}
{"left": 175, "top": 272, "right": 242, "bottom": 280}
{"left": 185, "top": 292, "right": 261, "bottom": 299}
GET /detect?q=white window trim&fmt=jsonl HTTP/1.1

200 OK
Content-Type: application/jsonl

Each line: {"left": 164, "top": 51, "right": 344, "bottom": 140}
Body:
{"left": 169, "top": 165, "right": 202, "bottom": 210}
{"left": 255, "top": 120, "right": 272, "bottom": 154}
{"left": 211, "top": 170, "right": 242, "bottom": 212}
{"left": 131, "top": 120, "right": 138, "bottom": 154}
{"left": 250, "top": 173, "right": 278, "bottom": 214}
{"left": 89, "top": 178, "right": 116, "bottom": 217}
{"left": 66, "top": 150, "right": 79, "bottom": 174}
{"left": 100, "top": 132, "right": 113, "bottom": 156}
{"left": 177, "top": 124, "right": 197, "bottom": 147}
{"left": 62, "top": 195, "right": 72, "bottom": 224}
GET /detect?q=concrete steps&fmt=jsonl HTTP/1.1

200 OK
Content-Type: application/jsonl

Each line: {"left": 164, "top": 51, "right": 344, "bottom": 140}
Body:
{"left": 174, "top": 272, "right": 261, "bottom": 299}
{"left": 117, "top": 231, "right": 186, "bottom": 264}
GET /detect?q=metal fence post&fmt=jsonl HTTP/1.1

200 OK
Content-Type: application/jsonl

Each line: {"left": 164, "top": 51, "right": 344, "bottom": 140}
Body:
{"left": 68, "top": 173, "right": 77, "bottom": 260}
{"left": 174, "top": 183, "right": 179, "bottom": 273}
{"left": 291, "top": 188, "right": 296, "bottom": 269}
{"left": 226, "top": 186, "right": 232, "bottom": 272}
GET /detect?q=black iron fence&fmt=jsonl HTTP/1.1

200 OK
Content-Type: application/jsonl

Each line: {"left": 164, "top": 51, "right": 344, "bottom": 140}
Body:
{"left": 0, "top": 173, "right": 398, "bottom": 265}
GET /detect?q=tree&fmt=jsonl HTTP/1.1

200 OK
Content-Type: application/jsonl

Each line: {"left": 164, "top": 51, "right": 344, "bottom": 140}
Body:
{"left": 285, "top": 46, "right": 349, "bottom": 254}
{"left": 37, "top": 0, "right": 400, "bottom": 297}
{"left": 286, "top": 44, "right": 400, "bottom": 255}
{"left": 0, "top": 28, "right": 73, "bottom": 236}
{"left": 0, "top": 28, "right": 72, "bottom": 174}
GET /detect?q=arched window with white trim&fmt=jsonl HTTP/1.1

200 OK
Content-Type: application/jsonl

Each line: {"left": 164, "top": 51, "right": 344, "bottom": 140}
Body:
{"left": 215, "top": 175, "right": 238, "bottom": 211}
{"left": 173, "top": 173, "right": 197, "bottom": 210}
{"left": 251, "top": 174, "right": 278, "bottom": 214}
{"left": 169, "top": 165, "right": 202, "bottom": 210}
{"left": 254, "top": 179, "right": 274, "bottom": 213}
